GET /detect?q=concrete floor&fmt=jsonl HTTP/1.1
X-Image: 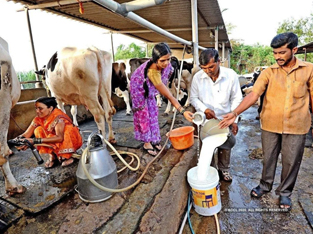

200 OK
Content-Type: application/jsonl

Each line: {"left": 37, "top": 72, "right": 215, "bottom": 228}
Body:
{"left": 2, "top": 104, "right": 313, "bottom": 234}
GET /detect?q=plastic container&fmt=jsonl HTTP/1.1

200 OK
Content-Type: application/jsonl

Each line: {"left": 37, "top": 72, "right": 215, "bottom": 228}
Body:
{"left": 187, "top": 166, "right": 221, "bottom": 216}
{"left": 166, "top": 126, "right": 195, "bottom": 150}
{"left": 200, "top": 119, "right": 236, "bottom": 150}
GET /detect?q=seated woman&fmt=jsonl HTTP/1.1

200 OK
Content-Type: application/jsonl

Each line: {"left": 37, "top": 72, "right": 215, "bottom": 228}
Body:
{"left": 18, "top": 97, "right": 83, "bottom": 168}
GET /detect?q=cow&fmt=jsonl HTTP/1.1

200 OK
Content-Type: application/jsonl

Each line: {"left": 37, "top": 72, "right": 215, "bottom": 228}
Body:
{"left": 163, "top": 57, "right": 194, "bottom": 115}
{"left": 0, "top": 37, "right": 25, "bottom": 196}
{"left": 36, "top": 47, "right": 116, "bottom": 143}
{"left": 112, "top": 61, "right": 131, "bottom": 115}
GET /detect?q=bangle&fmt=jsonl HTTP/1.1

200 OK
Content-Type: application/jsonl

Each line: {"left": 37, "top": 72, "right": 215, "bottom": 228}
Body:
{"left": 180, "top": 108, "right": 186, "bottom": 115}
{"left": 33, "top": 138, "right": 42, "bottom": 144}
{"left": 231, "top": 111, "right": 238, "bottom": 117}
{"left": 177, "top": 106, "right": 183, "bottom": 112}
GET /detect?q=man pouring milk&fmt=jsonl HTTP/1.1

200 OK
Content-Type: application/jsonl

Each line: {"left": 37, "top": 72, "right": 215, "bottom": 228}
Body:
{"left": 190, "top": 48, "right": 242, "bottom": 182}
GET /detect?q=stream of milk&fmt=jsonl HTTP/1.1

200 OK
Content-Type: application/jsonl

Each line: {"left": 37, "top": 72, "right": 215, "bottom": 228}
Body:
{"left": 197, "top": 133, "right": 228, "bottom": 181}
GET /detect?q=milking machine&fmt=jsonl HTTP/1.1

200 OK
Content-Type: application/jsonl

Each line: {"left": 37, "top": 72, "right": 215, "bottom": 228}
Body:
{"left": 8, "top": 137, "right": 44, "bottom": 164}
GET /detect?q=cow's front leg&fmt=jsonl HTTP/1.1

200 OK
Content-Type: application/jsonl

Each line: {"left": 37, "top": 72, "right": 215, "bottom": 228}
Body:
{"left": 184, "top": 90, "right": 191, "bottom": 107}
{"left": 70, "top": 105, "right": 79, "bottom": 126}
{"left": 156, "top": 94, "right": 162, "bottom": 107}
{"left": 163, "top": 101, "right": 171, "bottom": 116}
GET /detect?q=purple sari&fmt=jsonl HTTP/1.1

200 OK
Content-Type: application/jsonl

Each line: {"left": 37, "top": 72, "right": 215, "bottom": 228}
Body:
{"left": 130, "top": 60, "right": 172, "bottom": 144}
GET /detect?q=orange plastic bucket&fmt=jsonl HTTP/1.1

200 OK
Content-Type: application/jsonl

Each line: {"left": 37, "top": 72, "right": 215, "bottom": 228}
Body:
{"left": 166, "top": 126, "right": 195, "bottom": 150}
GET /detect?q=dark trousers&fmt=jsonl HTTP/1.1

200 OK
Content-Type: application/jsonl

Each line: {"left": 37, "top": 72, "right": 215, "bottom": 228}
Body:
{"left": 259, "top": 130, "right": 306, "bottom": 197}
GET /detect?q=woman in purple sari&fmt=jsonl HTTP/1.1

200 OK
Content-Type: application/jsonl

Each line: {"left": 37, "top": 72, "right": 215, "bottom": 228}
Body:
{"left": 130, "top": 43, "right": 193, "bottom": 156}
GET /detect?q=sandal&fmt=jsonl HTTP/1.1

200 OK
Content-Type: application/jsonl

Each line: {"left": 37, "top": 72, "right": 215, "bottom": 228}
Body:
{"left": 153, "top": 144, "right": 162, "bottom": 151}
{"left": 143, "top": 146, "right": 158, "bottom": 156}
{"left": 6, "top": 186, "right": 27, "bottom": 197}
{"left": 250, "top": 185, "right": 269, "bottom": 198}
{"left": 61, "top": 158, "right": 75, "bottom": 167}
{"left": 218, "top": 170, "right": 232, "bottom": 182}
{"left": 279, "top": 195, "right": 292, "bottom": 211}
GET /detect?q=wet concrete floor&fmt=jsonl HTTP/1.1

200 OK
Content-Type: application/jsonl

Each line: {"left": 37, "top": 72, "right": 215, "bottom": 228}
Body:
{"left": 2, "top": 104, "right": 313, "bottom": 233}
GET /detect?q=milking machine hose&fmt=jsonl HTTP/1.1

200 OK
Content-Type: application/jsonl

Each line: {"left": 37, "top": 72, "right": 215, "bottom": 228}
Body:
{"left": 8, "top": 138, "right": 44, "bottom": 165}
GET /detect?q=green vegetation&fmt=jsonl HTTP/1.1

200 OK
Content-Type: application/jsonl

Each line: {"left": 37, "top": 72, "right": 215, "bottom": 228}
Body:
{"left": 17, "top": 70, "right": 37, "bottom": 89}
{"left": 229, "top": 14, "right": 313, "bottom": 74}
{"left": 114, "top": 43, "right": 147, "bottom": 60}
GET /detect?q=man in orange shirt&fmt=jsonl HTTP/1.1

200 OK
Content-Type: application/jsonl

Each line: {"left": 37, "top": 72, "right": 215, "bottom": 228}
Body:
{"left": 219, "top": 32, "right": 313, "bottom": 211}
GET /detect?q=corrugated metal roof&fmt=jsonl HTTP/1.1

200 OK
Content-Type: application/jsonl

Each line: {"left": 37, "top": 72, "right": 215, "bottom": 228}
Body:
{"left": 11, "top": 0, "right": 231, "bottom": 50}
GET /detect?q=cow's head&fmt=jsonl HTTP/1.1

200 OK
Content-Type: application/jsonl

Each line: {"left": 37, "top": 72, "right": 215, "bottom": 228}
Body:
{"left": 112, "top": 62, "right": 128, "bottom": 92}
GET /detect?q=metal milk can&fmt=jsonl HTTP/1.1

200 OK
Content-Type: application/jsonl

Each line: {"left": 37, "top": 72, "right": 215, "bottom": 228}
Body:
{"left": 76, "top": 132, "right": 118, "bottom": 203}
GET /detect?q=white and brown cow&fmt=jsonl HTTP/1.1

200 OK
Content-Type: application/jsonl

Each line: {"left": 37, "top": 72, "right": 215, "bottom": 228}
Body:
{"left": 38, "top": 47, "right": 116, "bottom": 143}
{"left": 0, "top": 37, "right": 25, "bottom": 195}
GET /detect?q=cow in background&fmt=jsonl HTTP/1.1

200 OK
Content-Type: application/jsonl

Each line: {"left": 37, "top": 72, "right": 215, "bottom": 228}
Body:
{"left": 163, "top": 57, "right": 194, "bottom": 115}
{"left": 37, "top": 47, "right": 116, "bottom": 143}
{"left": 112, "top": 61, "right": 131, "bottom": 115}
{"left": 0, "top": 37, "right": 25, "bottom": 196}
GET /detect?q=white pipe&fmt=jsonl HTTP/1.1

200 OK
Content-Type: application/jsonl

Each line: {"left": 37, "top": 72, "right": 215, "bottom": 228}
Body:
{"left": 121, "top": 0, "right": 167, "bottom": 14}
{"left": 94, "top": 0, "right": 208, "bottom": 50}
{"left": 106, "top": 26, "right": 224, "bottom": 34}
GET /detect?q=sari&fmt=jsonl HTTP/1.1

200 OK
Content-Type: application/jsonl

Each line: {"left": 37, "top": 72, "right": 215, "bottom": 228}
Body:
{"left": 31, "top": 108, "right": 82, "bottom": 159}
{"left": 130, "top": 60, "right": 173, "bottom": 143}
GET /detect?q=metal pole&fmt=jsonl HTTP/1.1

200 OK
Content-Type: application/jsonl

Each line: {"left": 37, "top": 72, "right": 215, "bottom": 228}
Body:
{"left": 25, "top": 7, "right": 41, "bottom": 87}
{"left": 191, "top": 0, "right": 199, "bottom": 67}
{"left": 110, "top": 32, "right": 115, "bottom": 62}
{"left": 215, "top": 27, "right": 219, "bottom": 50}
{"left": 222, "top": 42, "right": 225, "bottom": 65}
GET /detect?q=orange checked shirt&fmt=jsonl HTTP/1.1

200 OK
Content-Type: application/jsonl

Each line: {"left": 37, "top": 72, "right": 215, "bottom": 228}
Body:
{"left": 252, "top": 58, "right": 313, "bottom": 134}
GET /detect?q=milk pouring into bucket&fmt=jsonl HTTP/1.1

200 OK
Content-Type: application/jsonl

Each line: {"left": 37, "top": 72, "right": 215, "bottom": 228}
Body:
{"left": 188, "top": 114, "right": 236, "bottom": 216}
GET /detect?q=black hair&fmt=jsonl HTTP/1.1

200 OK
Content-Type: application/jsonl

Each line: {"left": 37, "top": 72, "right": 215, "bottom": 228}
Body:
{"left": 270, "top": 32, "right": 298, "bottom": 50}
{"left": 35, "top": 96, "right": 58, "bottom": 109}
{"left": 199, "top": 48, "right": 219, "bottom": 66}
{"left": 143, "top": 42, "right": 172, "bottom": 98}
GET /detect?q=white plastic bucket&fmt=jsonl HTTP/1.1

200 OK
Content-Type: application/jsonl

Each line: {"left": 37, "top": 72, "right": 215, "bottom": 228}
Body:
{"left": 187, "top": 166, "right": 221, "bottom": 216}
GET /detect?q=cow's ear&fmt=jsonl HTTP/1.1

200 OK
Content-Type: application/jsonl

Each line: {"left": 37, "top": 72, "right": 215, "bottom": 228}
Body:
{"left": 112, "top": 63, "right": 119, "bottom": 73}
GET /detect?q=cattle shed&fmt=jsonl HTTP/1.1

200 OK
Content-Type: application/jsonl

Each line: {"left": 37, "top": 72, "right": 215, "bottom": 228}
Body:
{"left": 10, "top": 0, "right": 232, "bottom": 67}
{"left": 296, "top": 41, "right": 313, "bottom": 61}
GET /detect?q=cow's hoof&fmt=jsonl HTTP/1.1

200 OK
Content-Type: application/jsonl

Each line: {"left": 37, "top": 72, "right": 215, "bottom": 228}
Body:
{"left": 162, "top": 113, "right": 169, "bottom": 117}
{"left": 109, "top": 139, "right": 117, "bottom": 145}
{"left": 6, "top": 186, "right": 27, "bottom": 197}
{"left": 126, "top": 113, "right": 131, "bottom": 116}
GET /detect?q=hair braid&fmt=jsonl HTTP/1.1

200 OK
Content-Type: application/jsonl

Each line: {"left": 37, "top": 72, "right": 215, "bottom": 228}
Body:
{"left": 143, "top": 59, "right": 154, "bottom": 98}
